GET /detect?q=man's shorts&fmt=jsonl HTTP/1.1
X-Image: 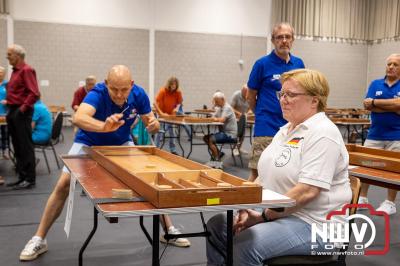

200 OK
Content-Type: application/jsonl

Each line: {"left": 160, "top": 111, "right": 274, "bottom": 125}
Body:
{"left": 62, "top": 141, "right": 134, "bottom": 173}
{"left": 210, "top": 132, "right": 236, "bottom": 143}
{"left": 248, "top": 136, "right": 273, "bottom": 169}
{"left": 364, "top": 139, "right": 400, "bottom": 152}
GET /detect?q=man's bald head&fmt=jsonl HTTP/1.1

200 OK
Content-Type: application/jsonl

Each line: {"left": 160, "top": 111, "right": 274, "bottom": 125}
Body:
{"left": 385, "top": 54, "right": 400, "bottom": 81}
{"left": 105, "top": 65, "right": 134, "bottom": 106}
{"left": 107, "top": 65, "right": 132, "bottom": 84}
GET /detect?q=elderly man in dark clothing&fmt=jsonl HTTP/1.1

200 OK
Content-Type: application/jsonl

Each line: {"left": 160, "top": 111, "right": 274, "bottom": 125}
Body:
{"left": 6, "top": 44, "right": 40, "bottom": 190}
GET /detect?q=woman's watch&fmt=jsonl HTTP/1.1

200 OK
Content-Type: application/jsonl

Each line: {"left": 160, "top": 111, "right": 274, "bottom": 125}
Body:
{"left": 372, "top": 99, "right": 376, "bottom": 107}
{"left": 261, "top": 208, "right": 270, "bottom": 222}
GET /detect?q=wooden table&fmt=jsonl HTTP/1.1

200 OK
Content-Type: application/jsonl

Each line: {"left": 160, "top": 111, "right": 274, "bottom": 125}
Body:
{"left": 349, "top": 166, "right": 400, "bottom": 190}
{"left": 331, "top": 118, "right": 370, "bottom": 144}
{"left": 63, "top": 155, "right": 295, "bottom": 266}
{"left": 191, "top": 109, "right": 214, "bottom": 117}
{"left": 158, "top": 117, "right": 223, "bottom": 158}
{"left": 347, "top": 144, "right": 400, "bottom": 190}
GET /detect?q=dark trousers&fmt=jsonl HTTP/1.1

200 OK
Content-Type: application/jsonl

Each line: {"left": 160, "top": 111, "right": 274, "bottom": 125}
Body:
{"left": 6, "top": 106, "right": 36, "bottom": 183}
{"left": 0, "top": 124, "right": 7, "bottom": 154}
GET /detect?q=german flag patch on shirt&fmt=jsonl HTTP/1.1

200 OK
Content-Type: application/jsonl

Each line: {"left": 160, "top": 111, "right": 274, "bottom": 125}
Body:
{"left": 287, "top": 137, "right": 304, "bottom": 147}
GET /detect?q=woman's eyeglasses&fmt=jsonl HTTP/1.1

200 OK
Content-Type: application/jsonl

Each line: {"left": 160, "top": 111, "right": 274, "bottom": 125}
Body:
{"left": 278, "top": 91, "right": 308, "bottom": 99}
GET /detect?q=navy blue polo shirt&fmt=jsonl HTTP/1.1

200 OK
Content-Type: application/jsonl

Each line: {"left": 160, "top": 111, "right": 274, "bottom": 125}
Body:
{"left": 366, "top": 78, "right": 400, "bottom": 140}
{"left": 74, "top": 82, "right": 151, "bottom": 146}
{"left": 247, "top": 50, "right": 305, "bottom": 137}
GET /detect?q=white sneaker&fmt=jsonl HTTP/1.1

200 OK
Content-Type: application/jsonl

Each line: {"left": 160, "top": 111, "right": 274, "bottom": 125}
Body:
{"left": 206, "top": 160, "right": 218, "bottom": 168}
{"left": 160, "top": 226, "right": 191, "bottom": 247}
{"left": 214, "top": 161, "right": 223, "bottom": 169}
{"left": 357, "top": 196, "right": 369, "bottom": 209}
{"left": 376, "top": 200, "right": 397, "bottom": 215}
{"left": 20, "top": 236, "right": 48, "bottom": 261}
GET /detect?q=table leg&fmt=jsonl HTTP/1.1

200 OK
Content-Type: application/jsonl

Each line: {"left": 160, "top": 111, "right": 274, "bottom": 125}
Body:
{"left": 249, "top": 125, "right": 253, "bottom": 145}
{"left": 152, "top": 214, "right": 160, "bottom": 266}
{"left": 226, "top": 210, "right": 233, "bottom": 266}
{"left": 140, "top": 216, "right": 152, "bottom": 245}
{"left": 79, "top": 207, "right": 98, "bottom": 266}
{"left": 347, "top": 125, "right": 351, "bottom": 143}
{"left": 176, "top": 125, "right": 185, "bottom": 157}
{"left": 159, "top": 123, "right": 166, "bottom": 149}
{"left": 186, "top": 125, "right": 194, "bottom": 158}
{"left": 362, "top": 126, "right": 366, "bottom": 145}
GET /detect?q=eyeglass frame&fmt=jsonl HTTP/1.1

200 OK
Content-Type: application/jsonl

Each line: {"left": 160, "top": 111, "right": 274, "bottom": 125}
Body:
{"left": 278, "top": 91, "right": 310, "bottom": 100}
{"left": 273, "top": 34, "right": 293, "bottom": 41}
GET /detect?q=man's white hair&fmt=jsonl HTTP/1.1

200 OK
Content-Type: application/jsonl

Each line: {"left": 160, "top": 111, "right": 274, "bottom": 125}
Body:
{"left": 387, "top": 53, "right": 400, "bottom": 61}
{"left": 213, "top": 91, "right": 225, "bottom": 99}
{"left": 9, "top": 44, "right": 26, "bottom": 59}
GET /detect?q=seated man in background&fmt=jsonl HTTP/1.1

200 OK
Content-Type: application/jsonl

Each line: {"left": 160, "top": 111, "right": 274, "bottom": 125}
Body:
{"left": 203, "top": 92, "right": 237, "bottom": 169}
{"left": 71, "top": 75, "right": 96, "bottom": 134}
{"left": 19, "top": 65, "right": 189, "bottom": 262}
{"left": 230, "top": 84, "right": 249, "bottom": 117}
{"left": 230, "top": 84, "right": 251, "bottom": 154}
{"left": 71, "top": 75, "right": 96, "bottom": 112}
{"left": 32, "top": 98, "right": 52, "bottom": 145}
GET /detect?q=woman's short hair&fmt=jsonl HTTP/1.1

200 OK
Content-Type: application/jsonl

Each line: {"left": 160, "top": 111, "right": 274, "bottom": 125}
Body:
{"left": 280, "top": 69, "right": 329, "bottom": 112}
{"left": 166, "top": 76, "right": 179, "bottom": 90}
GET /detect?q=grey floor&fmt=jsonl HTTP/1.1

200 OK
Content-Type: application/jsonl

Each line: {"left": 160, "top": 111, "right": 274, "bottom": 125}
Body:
{"left": 0, "top": 126, "right": 399, "bottom": 266}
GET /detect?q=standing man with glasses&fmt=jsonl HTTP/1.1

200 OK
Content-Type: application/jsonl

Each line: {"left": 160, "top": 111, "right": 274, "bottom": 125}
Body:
{"left": 247, "top": 22, "right": 305, "bottom": 182}
{"left": 6, "top": 44, "right": 40, "bottom": 189}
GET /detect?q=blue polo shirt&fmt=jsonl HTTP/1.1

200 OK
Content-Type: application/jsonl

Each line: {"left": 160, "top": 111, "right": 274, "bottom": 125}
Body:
{"left": 365, "top": 78, "right": 400, "bottom": 140}
{"left": 247, "top": 51, "right": 305, "bottom": 137}
{"left": 32, "top": 100, "right": 52, "bottom": 144}
{"left": 74, "top": 82, "right": 151, "bottom": 146}
{"left": 0, "top": 80, "right": 7, "bottom": 115}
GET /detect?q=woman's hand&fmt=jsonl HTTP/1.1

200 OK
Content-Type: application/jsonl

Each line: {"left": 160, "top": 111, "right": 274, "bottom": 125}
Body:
{"left": 233, "top": 209, "right": 264, "bottom": 234}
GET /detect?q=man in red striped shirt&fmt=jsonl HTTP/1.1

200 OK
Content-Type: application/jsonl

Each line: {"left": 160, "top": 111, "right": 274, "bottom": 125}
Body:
{"left": 6, "top": 44, "right": 40, "bottom": 190}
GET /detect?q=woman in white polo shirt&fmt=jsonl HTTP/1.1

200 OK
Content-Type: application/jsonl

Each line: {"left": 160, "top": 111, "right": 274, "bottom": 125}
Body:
{"left": 206, "top": 69, "right": 351, "bottom": 266}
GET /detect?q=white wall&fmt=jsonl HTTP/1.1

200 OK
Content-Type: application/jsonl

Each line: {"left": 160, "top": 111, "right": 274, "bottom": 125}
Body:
{"left": 9, "top": 0, "right": 272, "bottom": 36}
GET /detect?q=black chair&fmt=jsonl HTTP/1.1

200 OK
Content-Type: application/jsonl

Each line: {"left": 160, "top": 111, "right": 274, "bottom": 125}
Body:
{"left": 216, "top": 114, "right": 246, "bottom": 167}
{"left": 34, "top": 112, "right": 63, "bottom": 173}
{"left": 264, "top": 176, "right": 361, "bottom": 266}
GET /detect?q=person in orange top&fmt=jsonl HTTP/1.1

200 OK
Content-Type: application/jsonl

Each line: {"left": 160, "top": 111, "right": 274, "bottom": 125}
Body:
{"left": 154, "top": 76, "right": 183, "bottom": 154}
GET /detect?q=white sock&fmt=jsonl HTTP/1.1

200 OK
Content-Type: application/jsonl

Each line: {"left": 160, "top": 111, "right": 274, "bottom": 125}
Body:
{"left": 32, "top": 236, "right": 43, "bottom": 242}
{"left": 168, "top": 226, "right": 175, "bottom": 232}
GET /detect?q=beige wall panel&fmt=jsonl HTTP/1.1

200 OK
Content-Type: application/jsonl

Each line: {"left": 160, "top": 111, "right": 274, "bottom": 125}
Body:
{"left": 14, "top": 20, "right": 149, "bottom": 111}
{"left": 155, "top": 31, "right": 267, "bottom": 111}
{"left": 0, "top": 18, "right": 7, "bottom": 70}
{"left": 293, "top": 40, "right": 368, "bottom": 108}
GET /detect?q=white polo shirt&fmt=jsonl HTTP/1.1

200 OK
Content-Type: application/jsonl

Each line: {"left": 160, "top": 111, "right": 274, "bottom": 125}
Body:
{"left": 258, "top": 112, "right": 351, "bottom": 232}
